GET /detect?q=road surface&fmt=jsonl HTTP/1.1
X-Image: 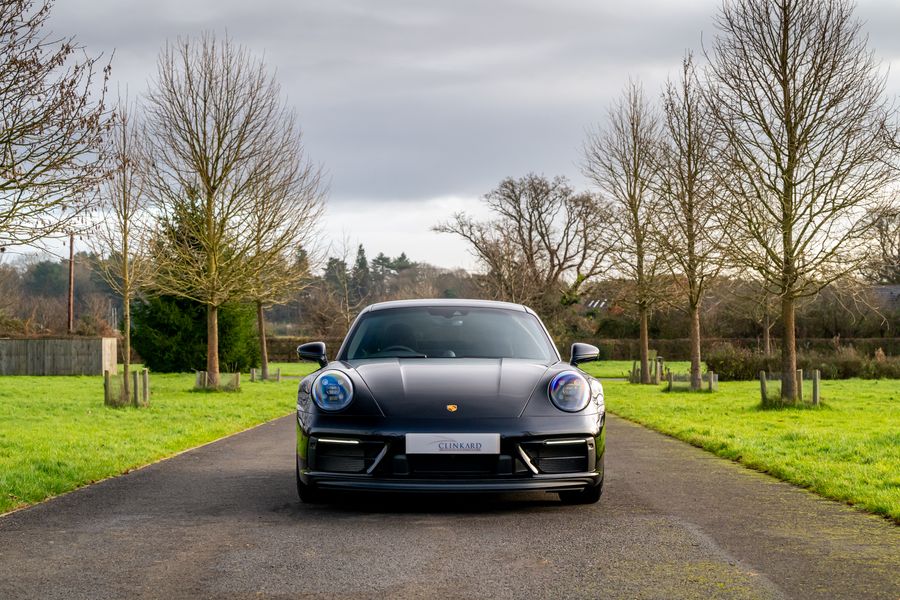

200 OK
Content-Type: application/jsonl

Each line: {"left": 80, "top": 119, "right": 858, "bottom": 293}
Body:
{"left": 1, "top": 415, "right": 897, "bottom": 599}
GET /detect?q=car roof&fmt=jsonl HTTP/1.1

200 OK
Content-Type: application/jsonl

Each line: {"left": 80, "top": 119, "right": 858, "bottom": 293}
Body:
{"left": 362, "top": 298, "right": 533, "bottom": 314}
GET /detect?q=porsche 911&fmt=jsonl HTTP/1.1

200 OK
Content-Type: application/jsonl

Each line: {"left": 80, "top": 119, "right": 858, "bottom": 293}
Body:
{"left": 295, "top": 299, "right": 605, "bottom": 504}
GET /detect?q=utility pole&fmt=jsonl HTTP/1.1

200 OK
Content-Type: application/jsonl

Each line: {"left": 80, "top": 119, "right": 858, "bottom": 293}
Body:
{"left": 67, "top": 233, "right": 75, "bottom": 334}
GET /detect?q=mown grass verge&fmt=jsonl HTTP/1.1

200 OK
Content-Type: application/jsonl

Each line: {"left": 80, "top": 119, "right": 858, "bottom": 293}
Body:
{"left": 590, "top": 376, "right": 900, "bottom": 522}
{"left": 580, "top": 359, "right": 696, "bottom": 379}
{"left": 0, "top": 366, "right": 317, "bottom": 515}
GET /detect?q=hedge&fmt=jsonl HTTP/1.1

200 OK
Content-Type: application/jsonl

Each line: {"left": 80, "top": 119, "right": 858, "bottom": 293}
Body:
{"left": 704, "top": 345, "right": 900, "bottom": 380}
{"left": 559, "top": 337, "right": 900, "bottom": 361}
{"left": 268, "top": 335, "right": 900, "bottom": 363}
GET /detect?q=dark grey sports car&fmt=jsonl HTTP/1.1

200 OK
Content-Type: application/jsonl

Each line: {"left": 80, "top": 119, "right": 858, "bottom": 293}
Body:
{"left": 295, "top": 299, "right": 605, "bottom": 504}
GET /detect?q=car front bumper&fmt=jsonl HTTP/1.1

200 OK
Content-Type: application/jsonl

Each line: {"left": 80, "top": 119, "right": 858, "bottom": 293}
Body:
{"left": 296, "top": 413, "right": 605, "bottom": 494}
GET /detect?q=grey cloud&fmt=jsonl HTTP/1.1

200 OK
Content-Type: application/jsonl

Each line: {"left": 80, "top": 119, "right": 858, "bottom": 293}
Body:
{"left": 49, "top": 0, "right": 899, "bottom": 207}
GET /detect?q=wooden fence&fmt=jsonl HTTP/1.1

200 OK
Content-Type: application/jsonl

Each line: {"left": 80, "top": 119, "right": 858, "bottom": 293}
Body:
{"left": 0, "top": 337, "right": 117, "bottom": 375}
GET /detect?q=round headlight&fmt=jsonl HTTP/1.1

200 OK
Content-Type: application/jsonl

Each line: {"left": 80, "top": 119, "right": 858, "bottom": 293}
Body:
{"left": 312, "top": 370, "right": 354, "bottom": 412}
{"left": 548, "top": 371, "right": 591, "bottom": 412}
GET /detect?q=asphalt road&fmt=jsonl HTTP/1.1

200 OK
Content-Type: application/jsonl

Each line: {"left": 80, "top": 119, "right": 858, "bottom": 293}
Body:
{"left": 1, "top": 415, "right": 898, "bottom": 600}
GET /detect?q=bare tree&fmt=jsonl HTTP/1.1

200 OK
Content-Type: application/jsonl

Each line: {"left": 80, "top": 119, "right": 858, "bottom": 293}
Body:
{"left": 584, "top": 80, "right": 662, "bottom": 384}
{"left": 144, "top": 33, "right": 323, "bottom": 388}
{"left": 0, "top": 0, "right": 110, "bottom": 248}
{"left": 89, "top": 97, "right": 153, "bottom": 404}
{"left": 0, "top": 260, "right": 22, "bottom": 319}
{"left": 865, "top": 207, "right": 900, "bottom": 284}
{"left": 714, "top": 278, "right": 780, "bottom": 353}
{"left": 434, "top": 174, "right": 609, "bottom": 319}
{"left": 245, "top": 133, "right": 324, "bottom": 380}
{"left": 707, "top": 0, "right": 899, "bottom": 401}
{"left": 654, "top": 55, "right": 724, "bottom": 390}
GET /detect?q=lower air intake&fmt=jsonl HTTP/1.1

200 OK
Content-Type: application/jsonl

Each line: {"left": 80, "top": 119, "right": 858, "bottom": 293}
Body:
{"left": 312, "top": 439, "right": 384, "bottom": 474}
{"left": 520, "top": 440, "right": 589, "bottom": 474}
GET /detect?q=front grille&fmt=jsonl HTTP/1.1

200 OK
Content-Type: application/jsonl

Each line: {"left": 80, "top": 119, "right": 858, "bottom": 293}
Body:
{"left": 407, "top": 454, "right": 498, "bottom": 477}
{"left": 311, "top": 439, "right": 385, "bottom": 474}
{"left": 520, "top": 440, "right": 590, "bottom": 474}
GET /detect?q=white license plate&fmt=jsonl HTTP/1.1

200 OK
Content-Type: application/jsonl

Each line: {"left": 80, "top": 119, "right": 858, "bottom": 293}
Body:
{"left": 405, "top": 433, "right": 500, "bottom": 454}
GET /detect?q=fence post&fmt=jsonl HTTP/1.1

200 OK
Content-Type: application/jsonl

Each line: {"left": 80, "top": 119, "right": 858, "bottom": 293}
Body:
{"left": 141, "top": 369, "right": 150, "bottom": 406}
{"left": 667, "top": 371, "right": 673, "bottom": 391}
{"left": 250, "top": 368, "right": 256, "bottom": 382}
{"left": 812, "top": 369, "right": 820, "bottom": 406}
{"left": 759, "top": 371, "right": 767, "bottom": 404}
{"left": 234, "top": 371, "right": 240, "bottom": 389}
{"left": 276, "top": 368, "right": 282, "bottom": 383}
{"left": 103, "top": 370, "right": 111, "bottom": 406}
{"left": 796, "top": 369, "right": 803, "bottom": 403}
{"left": 195, "top": 370, "right": 208, "bottom": 390}
{"left": 132, "top": 371, "right": 139, "bottom": 407}
{"left": 713, "top": 372, "right": 719, "bottom": 392}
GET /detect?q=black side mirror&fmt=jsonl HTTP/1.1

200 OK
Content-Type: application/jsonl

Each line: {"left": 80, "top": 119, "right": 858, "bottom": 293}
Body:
{"left": 570, "top": 342, "right": 600, "bottom": 366}
{"left": 297, "top": 341, "right": 328, "bottom": 368}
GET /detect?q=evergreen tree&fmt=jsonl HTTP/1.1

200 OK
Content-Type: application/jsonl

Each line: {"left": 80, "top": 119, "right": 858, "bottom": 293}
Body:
{"left": 392, "top": 252, "right": 413, "bottom": 272}
{"left": 370, "top": 252, "right": 392, "bottom": 297}
{"left": 131, "top": 296, "right": 259, "bottom": 373}
{"left": 350, "top": 244, "right": 371, "bottom": 304}
{"left": 323, "top": 257, "right": 349, "bottom": 293}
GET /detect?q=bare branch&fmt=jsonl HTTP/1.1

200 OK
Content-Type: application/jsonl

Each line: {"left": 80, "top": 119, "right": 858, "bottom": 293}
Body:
{"left": 0, "top": 0, "right": 111, "bottom": 247}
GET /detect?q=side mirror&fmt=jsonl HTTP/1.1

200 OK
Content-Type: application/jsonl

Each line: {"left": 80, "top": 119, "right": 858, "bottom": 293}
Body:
{"left": 570, "top": 342, "right": 600, "bottom": 366}
{"left": 297, "top": 341, "right": 328, "bottom": 368}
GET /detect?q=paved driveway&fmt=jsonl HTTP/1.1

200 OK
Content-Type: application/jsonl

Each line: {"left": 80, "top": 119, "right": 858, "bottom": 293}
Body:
{"left": 1, "top": 415, "right": 897, "bottom": 599}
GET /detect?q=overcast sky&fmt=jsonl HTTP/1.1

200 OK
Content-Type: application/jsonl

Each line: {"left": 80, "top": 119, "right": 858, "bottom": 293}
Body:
{"left": 48, "top": 0, "right": 900, "bottom": 270}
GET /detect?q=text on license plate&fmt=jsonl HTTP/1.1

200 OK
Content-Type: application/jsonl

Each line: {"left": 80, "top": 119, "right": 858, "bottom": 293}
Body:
{"left": 405, "top": 433, "right": 500, "bottom": 454}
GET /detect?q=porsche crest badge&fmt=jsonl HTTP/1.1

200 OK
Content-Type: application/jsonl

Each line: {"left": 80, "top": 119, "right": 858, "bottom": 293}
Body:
{"left": 446, "top": 404, "right": 458, "bottom": 412}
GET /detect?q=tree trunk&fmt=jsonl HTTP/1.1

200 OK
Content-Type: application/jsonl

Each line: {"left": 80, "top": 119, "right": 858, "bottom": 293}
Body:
{"left": 689, "top": 303, "right": 702, "bottom": 391}
{"left": 67, "top": 233, "right": 75, "bottom": 334}
{"left": 257, "top": 301, "right": 269, "bottom": 380}
{"left": 206, "top": 304, "right": 220, "bottom": 388}
{"left": 639, "top": 304, "right": 650, "bottom": 384}
{"left": 124, "top": 300, "right": 132, "bottom": 406}
{"left": 780, "top": 295, "right": 797, "bottom": 402}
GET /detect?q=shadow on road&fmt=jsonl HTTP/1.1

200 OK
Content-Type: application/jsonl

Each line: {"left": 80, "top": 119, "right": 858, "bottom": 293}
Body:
{"left": 274, "top": 490, "right": 570, "bottom": 517}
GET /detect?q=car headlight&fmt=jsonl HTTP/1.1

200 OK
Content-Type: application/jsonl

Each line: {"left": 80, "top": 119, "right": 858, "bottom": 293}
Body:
{"left": 312, "top": 370, "right": 354, "bottom": 412}
{"left": 548, "top": 371, "right": 591, "bottom": 412}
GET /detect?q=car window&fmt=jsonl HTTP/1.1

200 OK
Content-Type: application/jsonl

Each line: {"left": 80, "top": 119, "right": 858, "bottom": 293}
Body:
{"left": 342, "top": 307, "right": 556, "bottom": 361}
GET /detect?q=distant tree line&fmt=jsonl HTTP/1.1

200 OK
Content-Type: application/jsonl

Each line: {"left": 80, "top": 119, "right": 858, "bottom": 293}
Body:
{"left": 2, "top": 0, "right": 900, "bottom": 405}
{"left": 436, "top": 0, "right": 900, "bottom": 403}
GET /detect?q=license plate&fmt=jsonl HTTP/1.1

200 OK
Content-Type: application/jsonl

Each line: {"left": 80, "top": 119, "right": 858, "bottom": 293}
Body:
{"left": 405, "top": 433, "right": 500, "bottom": 454}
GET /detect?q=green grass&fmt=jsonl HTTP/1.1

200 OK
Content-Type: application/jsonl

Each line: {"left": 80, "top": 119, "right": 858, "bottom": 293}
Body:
{"left": 0, "top": 367, "right": 315, "bottom": 515}
{"left": 600, "top": 378, "right": 900, "bottom": 522}
{"left": 268, "top": 361, "right": 320, "bottom": 377}
{"left": 6, "top": 359, "right": 896, "bottom": 523}
{"left": 581, "top": 360, "right": 696, "bottom": 379}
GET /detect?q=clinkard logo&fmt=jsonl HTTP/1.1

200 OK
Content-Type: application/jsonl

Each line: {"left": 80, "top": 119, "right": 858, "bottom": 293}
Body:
{"left": 433, "top": 441, "right": 483, "bottom": 451}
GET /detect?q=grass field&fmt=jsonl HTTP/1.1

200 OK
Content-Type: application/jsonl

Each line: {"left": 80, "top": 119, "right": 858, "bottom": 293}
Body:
{"left": 3, "top": 359, "right": 897, "bottom": 523}
{"left": 269, "top": 361, "right": 319, "bottom": 377}
{"left": 581, "top": 360, "right": 695, "bottom": 379}
{"left": 0, "top": 368, "right": 316, "bottom": 515}
{"left": 596, "top": 377, "right": 900, "bottom": 522}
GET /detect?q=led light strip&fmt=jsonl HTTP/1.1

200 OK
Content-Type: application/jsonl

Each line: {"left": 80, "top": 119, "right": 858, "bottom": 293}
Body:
{"left": 544, "top": 439, "right": 587, "bottom": 446}
{"left": 317, "top": 438, "right": 360, "bottom": 445}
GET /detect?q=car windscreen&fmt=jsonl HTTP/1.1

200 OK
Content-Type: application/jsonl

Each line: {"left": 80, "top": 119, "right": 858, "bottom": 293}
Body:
{"left": 342, "top": 307, "right": 557, "bottom": 361}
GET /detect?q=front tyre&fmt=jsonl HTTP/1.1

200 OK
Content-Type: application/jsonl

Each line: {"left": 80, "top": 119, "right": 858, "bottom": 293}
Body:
{"left": 559, "top": 481, "right": 602, "bottom": 505}
{"left": 296, "top": 456, "right": 325, "bottom": 504}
